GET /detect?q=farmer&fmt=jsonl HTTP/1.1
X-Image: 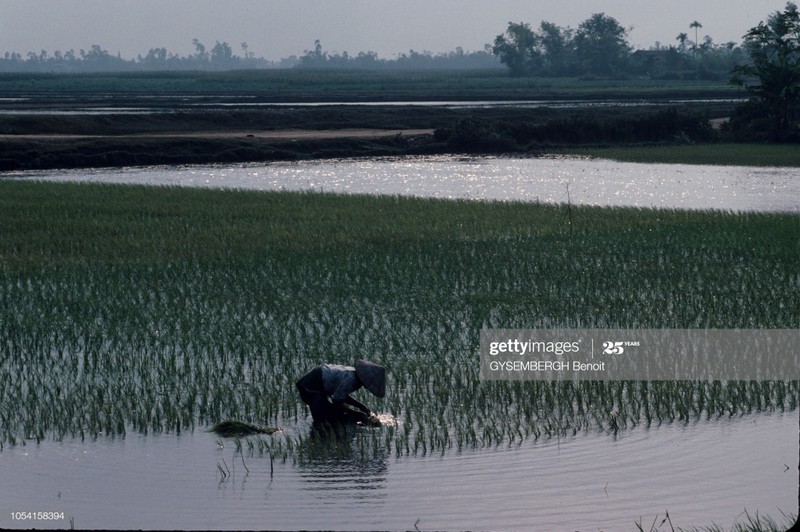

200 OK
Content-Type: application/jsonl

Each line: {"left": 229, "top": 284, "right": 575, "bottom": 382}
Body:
{"left": 296, "top": 359, "right": 386, "bottom": 424}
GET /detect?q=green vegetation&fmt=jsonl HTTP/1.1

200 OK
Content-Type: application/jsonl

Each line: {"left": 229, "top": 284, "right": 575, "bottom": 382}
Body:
{"left": 562, "top": 143, "right": 800, "bottom": 166}
{"left": 636, "top": 509, "right": 798, "bottom": 532}
{"left": 733, "top": 2, "right": 800, "bottom": 141}
{"left": 437, "top": 107, "right": 718, "bottom": 153}
{"left": 0, "top": 181, "right": 797, "bottom": 457}
{"left": 494, "top": 15, "right": 633, "bottom": 77}
{"left": 492, "top": 15, "right": 745, "bottom": 80}
{"left": 0, "top": 69, "right": 740, "bottom": 102}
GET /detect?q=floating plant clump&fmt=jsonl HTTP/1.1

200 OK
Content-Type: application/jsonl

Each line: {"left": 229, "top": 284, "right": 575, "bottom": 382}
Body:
{"left": 209, "top": 420, "right": 281, "bottom": 438}
{"left": 0, "top": 182, "right": 797, "bottom": 455}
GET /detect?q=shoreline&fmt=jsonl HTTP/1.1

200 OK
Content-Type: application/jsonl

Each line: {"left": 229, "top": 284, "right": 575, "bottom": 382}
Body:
{"left": 0, "top": 128, "right": 442, "bottom": 171}
{"left": 3, "top": 132, "right": 799, "bottom": 172}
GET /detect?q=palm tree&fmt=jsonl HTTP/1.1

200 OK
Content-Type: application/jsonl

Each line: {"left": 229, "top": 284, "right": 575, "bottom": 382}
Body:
{"left": 689, "top": 21, "right": 703, "bottom": 57}
{"left": 676, "top": 32, "right": 688, "bottom": 53}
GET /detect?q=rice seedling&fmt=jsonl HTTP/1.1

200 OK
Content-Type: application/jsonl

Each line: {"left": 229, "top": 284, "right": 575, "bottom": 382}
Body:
{"left": 634, "top": 509, "right": 797, "bottom": 532}
{"left": 0, "top": 180, "right": 797, "bottom": 459}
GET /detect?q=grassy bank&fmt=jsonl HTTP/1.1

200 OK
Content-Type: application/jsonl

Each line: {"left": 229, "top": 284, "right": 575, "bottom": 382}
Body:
{"left": 0, "top": 181, "right": 797, "bottom": 453}
{"left": 564, "top": 143, "right": 800, "bottom": 167}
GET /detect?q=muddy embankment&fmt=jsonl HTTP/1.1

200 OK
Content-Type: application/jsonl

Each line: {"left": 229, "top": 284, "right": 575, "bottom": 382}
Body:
{"left": 0, "top": 103, "right": 736, "bottom": 171}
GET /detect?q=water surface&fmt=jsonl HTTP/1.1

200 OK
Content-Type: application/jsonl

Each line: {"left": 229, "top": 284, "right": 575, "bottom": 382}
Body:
{"left": 6, "top": 155, "right": 799, "bottom": 212}
{"left": 0, "top": 413, "right": 796, "bottom": 530}
{"left": 0, "top": 97, "right": 744, "bottom": 115}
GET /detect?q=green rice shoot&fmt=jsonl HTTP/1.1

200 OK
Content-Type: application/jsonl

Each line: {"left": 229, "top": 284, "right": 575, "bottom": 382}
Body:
{"left": 0, "top": 180, "right": 797, "bottom": 457}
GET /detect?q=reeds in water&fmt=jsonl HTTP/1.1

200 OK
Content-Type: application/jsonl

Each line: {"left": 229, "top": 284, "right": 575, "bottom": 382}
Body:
{"left": 0, "top": 181, "right": 797, "bottom": 457}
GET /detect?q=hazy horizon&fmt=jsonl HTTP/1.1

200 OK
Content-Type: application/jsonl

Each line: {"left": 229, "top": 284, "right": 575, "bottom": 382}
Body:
{"left": 0, "top": 1, "right": 791, "bottom": 60}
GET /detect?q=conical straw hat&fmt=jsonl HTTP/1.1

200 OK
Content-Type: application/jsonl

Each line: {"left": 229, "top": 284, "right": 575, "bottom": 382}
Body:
{"left": 354, "top": 359, "right": 386, "bottom": 398}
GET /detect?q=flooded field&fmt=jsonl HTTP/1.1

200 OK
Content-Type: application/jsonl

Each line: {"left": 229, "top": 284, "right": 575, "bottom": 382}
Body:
{"left": 1, "top": 159, "right": 798, "bottom": 530}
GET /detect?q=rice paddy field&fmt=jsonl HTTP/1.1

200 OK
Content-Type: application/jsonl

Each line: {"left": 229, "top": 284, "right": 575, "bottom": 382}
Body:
{"left": 1, "top": 179, "right": 797, "bottom": 447}
{"left": 0, "top": 179, "right": 798, "bottom": 529}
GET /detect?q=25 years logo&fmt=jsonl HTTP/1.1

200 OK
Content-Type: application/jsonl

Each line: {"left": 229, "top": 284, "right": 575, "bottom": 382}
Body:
{"left": 602, "top": 341, "right": 625, "bottom": 355}
{"left": 602, "top": 340, "right": 640, "bottom": 355}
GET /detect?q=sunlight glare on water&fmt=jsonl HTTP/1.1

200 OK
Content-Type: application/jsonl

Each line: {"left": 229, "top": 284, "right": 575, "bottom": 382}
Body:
{"left": 4, "top": 155, "right": 799, "bottom": 212}
{"left": 374, "top": 413, "right": 398, "bottom": 427}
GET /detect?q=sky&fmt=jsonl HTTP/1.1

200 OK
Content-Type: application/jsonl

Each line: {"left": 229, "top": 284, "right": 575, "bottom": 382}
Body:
{"left": 0, "top": 1, "right": 792, "bottom": 60}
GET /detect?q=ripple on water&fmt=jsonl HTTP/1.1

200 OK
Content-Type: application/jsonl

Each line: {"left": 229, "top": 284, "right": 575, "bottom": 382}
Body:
{"left": 0, "top": 411, "right": 796, "bottom": 530}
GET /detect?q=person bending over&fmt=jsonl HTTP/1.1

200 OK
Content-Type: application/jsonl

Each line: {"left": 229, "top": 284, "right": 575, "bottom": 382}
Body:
{"left": 296, "top": 359, "right": 385, "bottom": 424}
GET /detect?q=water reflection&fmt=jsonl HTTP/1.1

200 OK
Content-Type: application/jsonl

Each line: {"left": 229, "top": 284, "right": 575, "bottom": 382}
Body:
{"left": 5, "top": 155, "right": 799, "bottom": 212}
{"left": 0, "top": 414, "right": 794, "bottom": 530}
{"left": 296, "top": 423, "right": 389, "bottom": 500}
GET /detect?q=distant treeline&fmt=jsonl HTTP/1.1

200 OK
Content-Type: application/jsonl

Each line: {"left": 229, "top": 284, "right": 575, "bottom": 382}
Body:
{"left": 0, "top": 41, "right": 295, "bottom": 73}
{"left": 296, "top": 41, "right": 501, "bottom": 70}
{"left": 0, "top": 14, "right": 745, "bottom": 78}
{"left": 0, "top": 39, "right": 501, "bottom": 73}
